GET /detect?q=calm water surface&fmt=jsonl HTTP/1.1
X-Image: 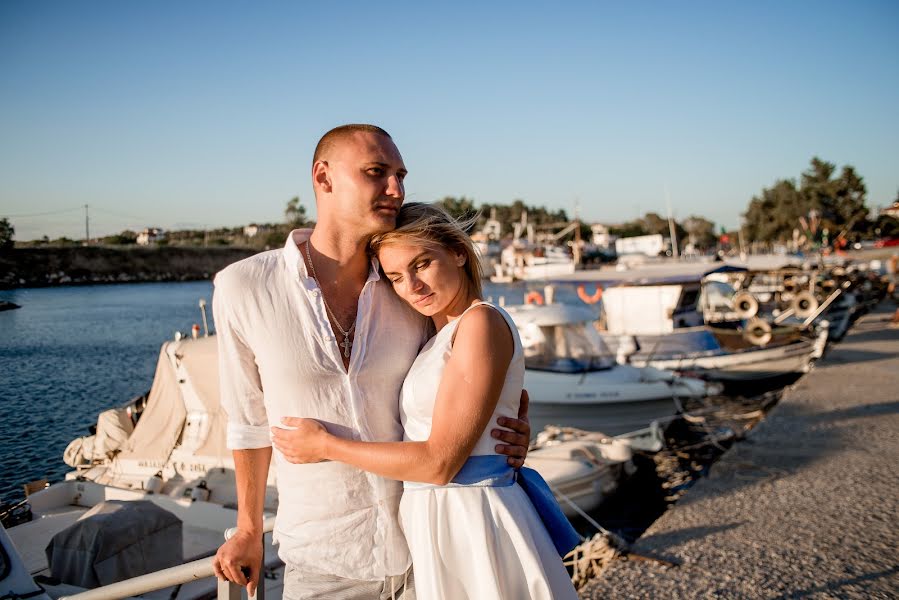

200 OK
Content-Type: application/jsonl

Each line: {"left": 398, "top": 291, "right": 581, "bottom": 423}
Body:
{"left": 1, "top": 279, "right": 587, "bottom": 503}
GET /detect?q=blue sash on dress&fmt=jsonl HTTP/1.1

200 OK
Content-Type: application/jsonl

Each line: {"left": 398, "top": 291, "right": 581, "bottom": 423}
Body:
{"left": 404, "top": 455, "right": 581, "bottom": 557}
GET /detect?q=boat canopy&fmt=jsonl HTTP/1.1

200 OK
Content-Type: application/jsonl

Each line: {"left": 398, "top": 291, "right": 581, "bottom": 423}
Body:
{"left": 505, "top": 303, "right": 597, "bottom": 326}
{"left": 506, "top": 304, "right": 614, "bottom": 373}
{"left": 601, "top": 285, "right": 688, "bottom": 335}
{"left": 115, "top": 336, "right": 228, "bottom": 466}
{"left": 543, "top": 262, "right": 747, "bottom": 287}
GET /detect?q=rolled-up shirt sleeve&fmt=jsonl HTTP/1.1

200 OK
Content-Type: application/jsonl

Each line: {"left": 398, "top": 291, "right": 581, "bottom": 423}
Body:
{"left": 213, "top": 271, "right": 271, "bottom": 449}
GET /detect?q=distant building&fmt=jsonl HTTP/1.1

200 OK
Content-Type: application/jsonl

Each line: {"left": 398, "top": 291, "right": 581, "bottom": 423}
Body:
{"left": 243, "top": 223, "right": 271, "bottom": 238}
{"left": 136, "top": 227, "right": 165, "bottom": 246}
{"left": 881, "top": 202, "right": 899, "bottom": 220}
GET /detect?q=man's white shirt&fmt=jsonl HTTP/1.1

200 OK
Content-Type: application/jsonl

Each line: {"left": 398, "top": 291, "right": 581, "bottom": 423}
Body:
{"left": 213, "top": 230, "right": 429, "bottom": 581}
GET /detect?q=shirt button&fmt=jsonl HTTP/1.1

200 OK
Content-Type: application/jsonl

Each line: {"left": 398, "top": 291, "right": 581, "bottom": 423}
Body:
{"left": 311, "top": 290, "right": 320, "bottom": 297}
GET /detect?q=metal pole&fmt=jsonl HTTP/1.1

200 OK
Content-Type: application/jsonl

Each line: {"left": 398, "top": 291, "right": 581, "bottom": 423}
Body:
{"left": 84, "top": 204, "right": 90, "bottom": 244}
{"left": 665, "top": 187, "right": 679, "bottom": 258}
{"left": 199, "top": 298, "right": 210, "bottom": 336}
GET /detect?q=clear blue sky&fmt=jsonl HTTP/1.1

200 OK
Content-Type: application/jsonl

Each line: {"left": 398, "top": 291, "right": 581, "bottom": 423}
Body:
{"left": 2, "top": 1, "right": 897, "bottom": 240}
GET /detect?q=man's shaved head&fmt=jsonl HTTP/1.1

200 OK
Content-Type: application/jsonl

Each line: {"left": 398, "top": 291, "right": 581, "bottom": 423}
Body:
{"left": 313, "top": 124, "right": 392, "bottom": 165}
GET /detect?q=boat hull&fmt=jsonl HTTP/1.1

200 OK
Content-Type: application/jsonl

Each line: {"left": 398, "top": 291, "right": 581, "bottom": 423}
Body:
{"left": 528, "top": 397, "right": 679, "bottom": 437}
{"left": 522, "top": 367, "right": 702, "bottom": 435}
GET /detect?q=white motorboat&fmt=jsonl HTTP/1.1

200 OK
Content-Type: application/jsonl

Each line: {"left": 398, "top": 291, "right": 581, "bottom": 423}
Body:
{"left": 504, "top": 303, "right": 719, "bottom": 436}
{"left": 5, "top": 481, "right": 283, "bottom": 599}
{"left": 544, "top": 262, "right": 829, "bottom": 392}
{"left": 492, "top": 244, "right": 576, "bottom": 282}
{"left": 598, "top": 282, "right": 829, "bottom": 393}
{"left": 4, "top": 335, "right": 284, "bottom": 599}
{"left": 0, "top": 524, "right": 52, "bottom": 600}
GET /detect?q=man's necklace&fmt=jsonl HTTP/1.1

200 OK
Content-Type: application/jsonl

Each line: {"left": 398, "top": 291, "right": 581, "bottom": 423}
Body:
{"left": 305, "top": 241, "right": 356, "bottom": 358}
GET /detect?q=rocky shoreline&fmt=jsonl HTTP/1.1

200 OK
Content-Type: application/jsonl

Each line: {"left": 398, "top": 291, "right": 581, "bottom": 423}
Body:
{"left": 0, "top": 246, "right": 259, "bottom": 289}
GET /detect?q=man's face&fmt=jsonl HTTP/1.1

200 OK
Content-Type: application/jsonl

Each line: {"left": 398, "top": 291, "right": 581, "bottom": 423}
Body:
{"left": 318, "top": 132, "right": 407, "bottom": 236}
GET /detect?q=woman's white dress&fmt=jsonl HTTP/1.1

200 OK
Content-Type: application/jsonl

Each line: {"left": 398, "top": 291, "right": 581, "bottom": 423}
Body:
{"left": 399, "top": 302, "right": 578, "bottom": 600}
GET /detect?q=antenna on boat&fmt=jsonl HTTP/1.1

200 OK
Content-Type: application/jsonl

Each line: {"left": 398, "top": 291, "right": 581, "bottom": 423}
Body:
{"left": 198, "top": 298, "right": 210, "bottom": 337}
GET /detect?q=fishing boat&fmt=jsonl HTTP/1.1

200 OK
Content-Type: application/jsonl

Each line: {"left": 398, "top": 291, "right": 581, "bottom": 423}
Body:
{"left": 543, "top": 262, "right": 829, "bottom": 394}
{"left": 504, "top": 303, "right": 719, "bottom": 436}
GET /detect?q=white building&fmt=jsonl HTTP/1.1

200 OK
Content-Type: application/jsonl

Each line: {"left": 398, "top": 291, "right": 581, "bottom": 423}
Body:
{"left": 243, "top": 223, "right": 271, "bottom": 238}
{"left": 136, "top": 228, "right": 165, "bottom": 246}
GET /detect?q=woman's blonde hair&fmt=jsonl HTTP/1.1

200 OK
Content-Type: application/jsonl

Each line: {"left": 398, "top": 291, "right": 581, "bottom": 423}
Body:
{"left": 369, "top": 202, "right": 483, "bottom": 298}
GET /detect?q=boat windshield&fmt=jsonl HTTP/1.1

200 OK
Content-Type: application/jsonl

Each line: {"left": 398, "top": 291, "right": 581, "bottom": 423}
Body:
{"left": 519, "top": 321, "right": 613, "bottom": 373}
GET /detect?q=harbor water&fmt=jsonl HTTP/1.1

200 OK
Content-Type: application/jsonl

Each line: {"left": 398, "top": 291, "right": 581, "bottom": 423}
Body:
{"left": 0, "top": 279, "right": 588, "bottom": 503}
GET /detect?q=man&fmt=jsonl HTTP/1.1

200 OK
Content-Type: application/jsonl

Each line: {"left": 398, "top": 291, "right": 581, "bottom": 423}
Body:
{"left": 212, "top": 124, "right": 530, "bottom": 599}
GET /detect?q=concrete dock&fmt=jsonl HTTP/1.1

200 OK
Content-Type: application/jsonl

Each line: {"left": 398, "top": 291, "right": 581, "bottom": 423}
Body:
{"left": 582, "top": 304, "right": 899, "bottom": 599}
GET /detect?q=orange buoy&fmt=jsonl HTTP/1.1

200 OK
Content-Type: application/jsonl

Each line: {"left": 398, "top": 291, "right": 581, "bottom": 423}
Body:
{"left": 577, "top": 284, "right": 603, "bottom": 304}
{"left": 524, "top": 291, "right": 545, "bottom": 305}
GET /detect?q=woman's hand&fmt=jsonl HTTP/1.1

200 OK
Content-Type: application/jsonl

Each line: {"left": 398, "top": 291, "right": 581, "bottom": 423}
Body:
{"left": 271, "top": 417, "right": 330, "bottom": 464}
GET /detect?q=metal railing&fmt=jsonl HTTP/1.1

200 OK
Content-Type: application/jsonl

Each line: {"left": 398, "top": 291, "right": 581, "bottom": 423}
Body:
{"left": 60, "top": 517, "right": 278, "bottom": 600}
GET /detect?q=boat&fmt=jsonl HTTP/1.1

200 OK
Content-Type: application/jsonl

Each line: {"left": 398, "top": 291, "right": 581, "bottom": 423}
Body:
{"left": 541, "top": 262, "right": 829, "bottom": 394}
{"left": 0, "top": 524, "right": 52, "bottom": 600}
{"left": 597, "top": 278, "right": 829, "bottom": 394}
{"left": 504, "top": 303, "right": 719, "bottom": 436}
{"left": 491, "top": 243, "right": 576, "bottom": 282}
{"left": 3, "top": 335, "right": 284, "bottom": 599}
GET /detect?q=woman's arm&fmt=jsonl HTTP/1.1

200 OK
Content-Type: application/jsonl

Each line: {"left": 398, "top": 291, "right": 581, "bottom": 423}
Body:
{"left": 272, "top": 305, "right": 514, "bottom": 485}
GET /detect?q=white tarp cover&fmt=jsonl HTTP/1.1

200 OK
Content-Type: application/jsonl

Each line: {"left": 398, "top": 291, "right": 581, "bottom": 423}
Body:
{"left": 93, "top": 407, "right": 134, "bottom": 459}
{"left": 176, "top": 336, "right": 228, "bottom": 459}
{"left": 602, "top": 285, "right": 683, "bottom": 335}
{"left": 44, "top": 500, "right": 182, "bottom": 587}
{"left": 115, "top": 344, "right": 186, "bottom": 464}
{"left": 63, "top": 408, "right": 134, "bottom": 467}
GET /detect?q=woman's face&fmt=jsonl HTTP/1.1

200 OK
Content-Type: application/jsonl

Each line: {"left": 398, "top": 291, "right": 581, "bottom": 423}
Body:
{"left": 379, "top": 242, "right": 469, "bottom": 317}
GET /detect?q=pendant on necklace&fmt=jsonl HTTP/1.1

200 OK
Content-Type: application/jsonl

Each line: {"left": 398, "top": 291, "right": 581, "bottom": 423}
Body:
{"left": 340, "top": 334, "right": 352, "bottom": 358}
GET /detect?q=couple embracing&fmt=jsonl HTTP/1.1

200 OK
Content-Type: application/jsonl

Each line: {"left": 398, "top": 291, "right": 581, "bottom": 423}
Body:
{"left": 212, "top": 124, "right": 579, "bottom": 599}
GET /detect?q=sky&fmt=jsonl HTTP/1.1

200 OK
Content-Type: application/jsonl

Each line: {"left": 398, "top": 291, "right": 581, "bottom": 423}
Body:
{"left": 1, "top": 1, "right": 897, "bottom": 241}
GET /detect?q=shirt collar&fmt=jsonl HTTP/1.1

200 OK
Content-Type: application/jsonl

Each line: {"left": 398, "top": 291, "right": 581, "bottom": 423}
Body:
{"left": 283, "top": 229, "right": 381, "bottom": 284}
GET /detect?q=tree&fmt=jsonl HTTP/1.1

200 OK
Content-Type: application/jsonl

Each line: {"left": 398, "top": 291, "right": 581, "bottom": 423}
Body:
{"left": 801, "top": 158, "right": 868, "bottom": 240}
{"left": 436, "top": 196, "right": 478, "bottom": 221}
{"left": 285, "top": 196, "right": 307, "bottom": 228}
{"left": 0, "top": 218, "right": 15, "bottom": 251}
{"left": 682, "top": 216, "right": 717, "bottom": 249}
{"left": 476, "top": 199, "right": 569, "bottom": 237}
{"left": 608, "top": 220, "right": 647, "bottom": 238}
{"left": 102, "top": 230, "right": 137, "bottom": 245}
{"left": 742, "top": 157, "right": 870, "bottom": 244}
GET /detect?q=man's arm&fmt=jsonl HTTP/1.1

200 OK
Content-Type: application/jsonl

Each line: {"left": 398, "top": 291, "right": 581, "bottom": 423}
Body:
{"left": 211, "top": 270, "right": 273, "bottom": 597}
{"left": 213, "top": 447, "right": 271, "bottom": 596}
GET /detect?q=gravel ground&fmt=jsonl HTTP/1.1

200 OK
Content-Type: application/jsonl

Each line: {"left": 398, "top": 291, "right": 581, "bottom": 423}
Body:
{"left": 581, "top": 304, "right": 899, "bottom": 599}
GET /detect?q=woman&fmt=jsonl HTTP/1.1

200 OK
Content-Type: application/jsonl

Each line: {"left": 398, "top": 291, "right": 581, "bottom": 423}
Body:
{"left": 273, "top": 203, "right": 579, "bottom": 600}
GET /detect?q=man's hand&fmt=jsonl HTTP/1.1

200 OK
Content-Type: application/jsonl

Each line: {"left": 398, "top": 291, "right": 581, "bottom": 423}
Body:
{"left": 271, "top": 417, "right": 330, "bottom": 464}
{"left": 491, "top": 388, "right": 531, "bottom": 468}
{"left": 213, "top": 529, "right": 263, "bottom": 596}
